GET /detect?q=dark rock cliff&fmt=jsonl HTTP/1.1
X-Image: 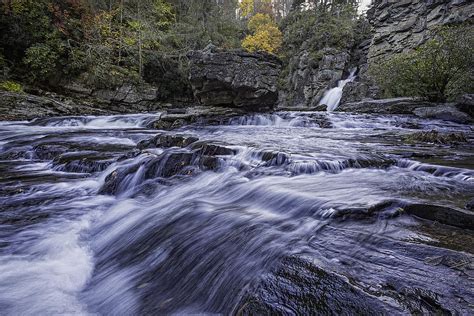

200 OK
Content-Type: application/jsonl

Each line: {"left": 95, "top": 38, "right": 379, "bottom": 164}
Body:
{"left": 187, "top": 45, "right": 282, "bottom": 110}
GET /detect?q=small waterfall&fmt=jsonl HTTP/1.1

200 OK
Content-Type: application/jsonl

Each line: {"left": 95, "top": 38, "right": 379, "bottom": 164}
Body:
{"left": 319, "top": 68, "right": 357, "bottom": 112}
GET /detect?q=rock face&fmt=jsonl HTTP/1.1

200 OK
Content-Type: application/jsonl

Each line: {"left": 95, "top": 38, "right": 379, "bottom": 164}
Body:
{"left": 187, "top": 45, "right": 282, "bottom": 110}
{"left": 280, "top": 48, "right": 349, "bottom": 108}
{"left": 366, "top": 0, "right": 474, "bottom": 62}
{"left": 340, "top": 0, "right": 474, "bottom": 104}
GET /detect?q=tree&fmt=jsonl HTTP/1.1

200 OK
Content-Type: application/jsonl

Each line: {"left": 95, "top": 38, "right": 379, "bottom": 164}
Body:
{"left": 242, "top": 13, "right": 282, "bottom": 53}
{"left": 370, "top": 24, "right": 474, "bottom": 102}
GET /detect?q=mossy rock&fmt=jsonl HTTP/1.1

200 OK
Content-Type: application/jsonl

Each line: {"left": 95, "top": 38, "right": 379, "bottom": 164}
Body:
{"left": 404, "top": 130, "right": 467, "bottom": 145}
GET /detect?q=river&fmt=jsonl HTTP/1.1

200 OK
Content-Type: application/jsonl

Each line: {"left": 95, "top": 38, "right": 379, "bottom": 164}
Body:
{"left": 0, "top": 111, "right": 472, "bottom": 315}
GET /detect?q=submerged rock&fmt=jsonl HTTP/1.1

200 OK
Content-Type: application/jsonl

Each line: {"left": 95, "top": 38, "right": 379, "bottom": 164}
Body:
{"left": 33, "top": 144, "right": 69, "bottom": 160}
{"left": 236, "top": 256, "right": 388, "bottom": 315}
{"left": 187, "top": 45, "right": 282, "bottom": 110}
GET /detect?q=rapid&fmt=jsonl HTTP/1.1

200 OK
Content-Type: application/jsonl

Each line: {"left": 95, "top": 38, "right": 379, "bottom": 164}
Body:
{"left": 0, "top": 111, "right": 473, "bottom": 315}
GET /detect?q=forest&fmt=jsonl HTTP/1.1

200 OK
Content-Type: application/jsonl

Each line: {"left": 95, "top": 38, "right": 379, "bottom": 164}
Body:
{"left": 0, "top": 0, "right": 360, "bottom": 92}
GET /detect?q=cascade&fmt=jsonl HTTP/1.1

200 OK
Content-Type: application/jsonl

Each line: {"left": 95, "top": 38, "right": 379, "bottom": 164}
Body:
{"left": 319, "top": 68, "right": 357, "bottom": 112}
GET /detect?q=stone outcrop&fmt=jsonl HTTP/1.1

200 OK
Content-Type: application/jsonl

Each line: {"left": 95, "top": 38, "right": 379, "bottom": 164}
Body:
{"left": 280, "top": 48, "right": 349, "bottom": 108}
{"left": 341, "top": 0, "right": 474, "bottom": 104}
{"left": 366, "top": 0, "right": 474, "bottom": 63}
{"left": 336, "top": 98, "right": 432, "bottom": 114}
{"left": 0, "top": 90, "right": 167, "bottom": 121}
{"left": 413, "top": 104, "right": 472, "bottom": 124}
{"left": 336, "top": 97, "right": 474, "bottom": 123}
{"left": 187, "top": 45, "right": 282, "bottom": 110}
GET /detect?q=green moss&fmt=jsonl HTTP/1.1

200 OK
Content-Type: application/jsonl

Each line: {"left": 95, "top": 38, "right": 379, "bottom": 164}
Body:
{"left": 0, "top": 81, "right": 23, "bottom": 93}
{"left": 404, "top": 130, "right": 467, "bottom": 145}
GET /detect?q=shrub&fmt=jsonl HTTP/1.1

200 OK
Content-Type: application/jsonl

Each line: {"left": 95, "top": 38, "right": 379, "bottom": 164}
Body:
{"left": 370, "top": 24, "right": 474, "bottom": 102}
{"left": 23, "top": 43, "right": 60, "bottom": 82}
{"left": 0, "top": 80, "right": 23, "bottom": 92}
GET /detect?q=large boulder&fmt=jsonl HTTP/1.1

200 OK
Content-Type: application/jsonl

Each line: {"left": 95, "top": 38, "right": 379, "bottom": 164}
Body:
{"left": 413, "top": 104, "right": 473, "bottom": 124}
{"left": 336, "top": 98, "right": 432, "bottom": 114}
{"left": 187, "top": 45, "right": 282, "bottom": 110}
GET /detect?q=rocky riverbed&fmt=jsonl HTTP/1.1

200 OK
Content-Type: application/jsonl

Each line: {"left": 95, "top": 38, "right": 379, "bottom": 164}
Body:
{"left": 0, "top": 110, "right": 472, "bottom": 314}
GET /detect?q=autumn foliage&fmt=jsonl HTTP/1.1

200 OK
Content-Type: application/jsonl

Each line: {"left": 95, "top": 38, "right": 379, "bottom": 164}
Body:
{"left": 239, "top": 1, "right": 282, "bottom": 54}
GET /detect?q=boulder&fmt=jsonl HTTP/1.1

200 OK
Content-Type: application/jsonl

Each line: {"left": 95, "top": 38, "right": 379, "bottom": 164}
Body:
{"left": 187, "top": 45, "right": 282, "bottom": 110}
{"left": 403, "top": 204, "right": 474, "bottom": 230}
{"left": 455, "top": 94, "right": 474, "bottom": 117}
{"left": 413, "top": 104, "right": 473, "bottom": 124}
{"left": 336, "top": 98, "right": 430, "bottom": 114}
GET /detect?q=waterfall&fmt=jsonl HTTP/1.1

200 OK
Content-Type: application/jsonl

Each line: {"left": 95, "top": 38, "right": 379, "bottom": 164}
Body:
{"left": 319, "top": 68, "right": 357, "bottom": 112}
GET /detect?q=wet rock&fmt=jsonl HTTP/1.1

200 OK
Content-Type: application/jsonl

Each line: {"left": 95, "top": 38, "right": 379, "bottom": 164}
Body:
{"left": 151, "top": 106, "right": 245, "bottom": 130}
{"left": 198, "top": 156, "right": 220, "bottom": 171}
{"left": 404, "top": 130, "right": 467, "bottom": 145}
{"left": 465, "top": 199, "right": 474, "bottom": 211}
{"left": 187, "top": 44, "right": 282, "bottom": 110}
{"left": 0, "top": 150, "right": 30, "bottom": 160}
{"left": 260, "top": 151, "right": 290, "bottom": 166}
{"left": 456, "top": 94, "right": 474, "bottom": 117}
{"left": 414, "top": 105, "right": 473, "bottom": 124}
{"left": 53, "top": 151, "right": 115, "bottom": 173}
{"left": 99, "top": 164, "right": 141, "bottom": 195}
{"left": 33, "top": 144, "right": 69, "bottom": 160}
{"left": 191, "top": 142, "right": 235, "bottom": 156}
{"left": 236, "top": 256, "right": 387, "bottom": 315}
{"left": 145, "top": 152, "right": 194, "bottom": 178}
{"left": 384, "top": 284, "right": 453, "bottom": 315}
{"left": 117, "top": 150, "right": 141, "bottom": 162}
{"left": 138, "top": 135, "right": 199, "bottom": 150}
{"left": 0, "top": 91, "right": 114, "bottom": 121}
{"left": 336, "top": 98, "right": 432, "bottom": 114}
{"left": 403, "top": 204, "right": 474, "bottom": 230}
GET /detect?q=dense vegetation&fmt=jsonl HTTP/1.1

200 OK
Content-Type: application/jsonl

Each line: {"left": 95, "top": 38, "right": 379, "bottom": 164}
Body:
{"left": 280, "top": 0, "right": 362, "bottom": 62}
{"left": 0, "top": 0, "right": 245, "bottom": 91}
{"left": 370, "top": 24, "right": 473, "bottom": 102}
{"left": 2, "top": 0, "right": 470, "bottom": 104}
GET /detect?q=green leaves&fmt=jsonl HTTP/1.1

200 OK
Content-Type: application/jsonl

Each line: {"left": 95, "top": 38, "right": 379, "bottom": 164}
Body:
{"left": 24, "top": 43, "right": 60, "bottom": 80}
{"left": 370, "top": 24, "right": 474, "bottom": 102}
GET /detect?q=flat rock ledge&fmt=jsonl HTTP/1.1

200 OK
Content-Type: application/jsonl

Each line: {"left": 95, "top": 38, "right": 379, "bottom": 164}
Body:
{"left": 187, "top": 45, "right": 282, "bottom": 111}
{"left": 336, "top": 97, "right": 473, "bottom": 124}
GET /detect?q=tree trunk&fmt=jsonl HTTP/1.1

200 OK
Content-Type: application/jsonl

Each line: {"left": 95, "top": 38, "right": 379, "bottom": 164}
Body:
{"left": 118, "top": 0, "right": 123, "bottom": 65}
{"left": 137, "top": 0, "right": 143, "bottom": 78}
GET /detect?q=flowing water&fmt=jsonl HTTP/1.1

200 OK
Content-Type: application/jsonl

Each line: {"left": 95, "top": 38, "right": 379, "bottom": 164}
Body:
{"left": 319, "top": 69, "right": 357, "bottom": 112}
{"left": 0, "top": 111, "right": 473, "bottom": 315}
